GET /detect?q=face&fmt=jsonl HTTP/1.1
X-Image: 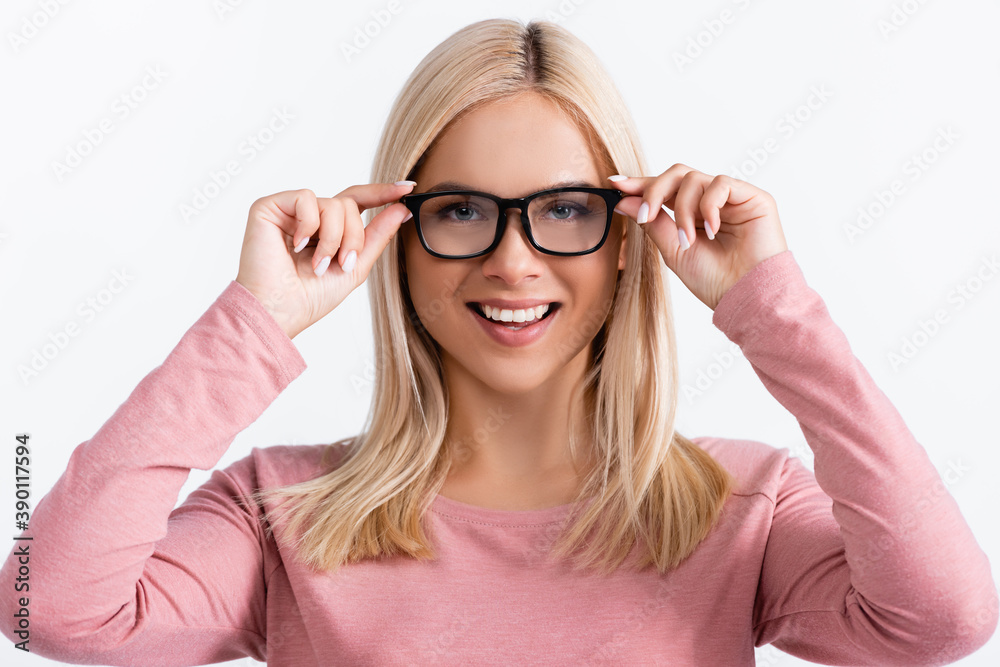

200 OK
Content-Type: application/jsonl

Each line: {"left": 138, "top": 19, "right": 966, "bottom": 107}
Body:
{"left": 401, "top": 91, "right": 628, "bottom": 396}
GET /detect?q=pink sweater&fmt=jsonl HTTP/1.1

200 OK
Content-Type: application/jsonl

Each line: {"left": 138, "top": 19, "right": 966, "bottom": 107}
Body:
{"left": 3, "top": 250, "right": 997, "bottom": 666}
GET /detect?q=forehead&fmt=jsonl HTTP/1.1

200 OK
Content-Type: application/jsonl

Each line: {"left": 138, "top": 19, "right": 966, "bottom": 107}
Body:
{"left": 417, "top": 93, "right": 603, "bottom": 198}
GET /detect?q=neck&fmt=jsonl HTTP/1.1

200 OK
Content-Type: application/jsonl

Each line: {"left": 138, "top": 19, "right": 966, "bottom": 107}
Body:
{"left": 437, "top": 350, "right": 599, "bottom": 510}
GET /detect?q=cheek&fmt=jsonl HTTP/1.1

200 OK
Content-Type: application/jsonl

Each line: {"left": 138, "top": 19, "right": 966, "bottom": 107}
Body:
{"left": 405, "top": 267, "right": 467, "bottom": 333}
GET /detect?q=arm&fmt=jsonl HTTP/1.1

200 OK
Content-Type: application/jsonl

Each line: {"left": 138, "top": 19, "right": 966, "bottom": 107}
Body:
{"left": 711, "top": 251, "right": 998, "bottom": 665}
{"left": 0, "top": 280, "right": 307, "bottom": 665}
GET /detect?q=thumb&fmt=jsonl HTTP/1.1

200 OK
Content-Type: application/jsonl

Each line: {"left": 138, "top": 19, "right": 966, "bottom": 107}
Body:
{"left": 616, "top": 197, "right": 683, "bottom": 260}
{"left": 354, "top": 202, "right": 412, "bottom": 277}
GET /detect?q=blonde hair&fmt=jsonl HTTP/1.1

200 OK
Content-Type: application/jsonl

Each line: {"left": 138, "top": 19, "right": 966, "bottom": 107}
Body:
{"left": 250, "top": 18, "right": 734, "bottom": 576}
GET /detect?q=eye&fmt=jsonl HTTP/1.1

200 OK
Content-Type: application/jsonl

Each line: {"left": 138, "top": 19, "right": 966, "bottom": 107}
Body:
{"left": 427, "top": 199, "right": 490, "bottom": 224}
{"left": 540, "top": 201, "right": 589, "bottom": 221}
{"left": 449, "top": 205, "right": 480, "bottom": 221}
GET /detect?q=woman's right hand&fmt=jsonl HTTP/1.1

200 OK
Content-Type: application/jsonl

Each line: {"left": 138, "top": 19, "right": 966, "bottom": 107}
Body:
{"left": 235, "top": 182, "right": 416, "bottom": 339}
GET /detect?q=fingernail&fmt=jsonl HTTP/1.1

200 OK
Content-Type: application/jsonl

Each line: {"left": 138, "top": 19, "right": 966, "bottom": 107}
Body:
{"left": 341, "top": 250, "right": 357, "bottom": 273}
{"left": 315, "top": 255, "right": 332, "bottom": 277}
{"left": 613, "top": 207, "right": 625, "bottom": 216}
{"left": 395, "top": 180, "right": 417, "bottom": 186}
{"left": 637, "top": 201, "right": 649, "bottom": 224}
{"left": 294, "top": 236, "right": 310, "bottom": 253}
{"left": 704, "top": 222, "right": 715, "bottom": 241}
{"left": 403, "top": 210, "right": 413, "bottom": 222}
{"left": 678, "top": 228, "right": 690, "bottom": 251}
{"left": 608, "top": 175, "right": 628, "bottom": 182}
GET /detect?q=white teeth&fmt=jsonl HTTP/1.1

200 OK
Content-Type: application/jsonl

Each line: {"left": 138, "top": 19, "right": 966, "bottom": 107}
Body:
{"left": 479, "top": 303, "right": 551, "bottom": 323}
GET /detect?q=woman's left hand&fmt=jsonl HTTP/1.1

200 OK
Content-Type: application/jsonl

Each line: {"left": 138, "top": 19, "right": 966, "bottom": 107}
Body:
{"left": 609, "top": 164, "right": 789, "bottom": 311}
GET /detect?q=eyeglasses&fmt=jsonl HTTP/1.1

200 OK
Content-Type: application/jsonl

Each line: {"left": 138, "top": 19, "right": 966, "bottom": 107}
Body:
{"left": 399, "top": 187, "right": 625, "bottom": 259}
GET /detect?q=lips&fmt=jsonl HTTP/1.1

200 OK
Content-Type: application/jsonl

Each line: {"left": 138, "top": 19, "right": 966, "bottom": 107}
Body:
{"left": 465, "top": 301, "right": 561, "bottom": 347}
{"left": 467, "top": 302, "right": 560, "bottom": 324}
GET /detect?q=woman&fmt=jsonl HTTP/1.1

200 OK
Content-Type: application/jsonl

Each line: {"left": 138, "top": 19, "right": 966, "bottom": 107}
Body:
{"left": 2, "top": 18, "right": 996, "bottom": 666}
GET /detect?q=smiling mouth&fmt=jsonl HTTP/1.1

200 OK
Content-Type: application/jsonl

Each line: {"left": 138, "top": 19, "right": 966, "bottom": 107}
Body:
{"left": 466, "top": 302, "right": 561, "bottom": 328}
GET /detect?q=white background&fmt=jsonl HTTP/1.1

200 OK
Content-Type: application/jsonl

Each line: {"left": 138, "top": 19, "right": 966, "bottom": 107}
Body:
{"left": 2, "top": 0, "right": 998, "bottom": 665}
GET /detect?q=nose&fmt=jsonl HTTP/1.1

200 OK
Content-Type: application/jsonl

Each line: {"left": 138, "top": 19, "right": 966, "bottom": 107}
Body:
{"left": 479, "top": 207, "right": 543, "bottom": 277}
{"left": 494, "top": 207, "right": 535, "bottom": 254}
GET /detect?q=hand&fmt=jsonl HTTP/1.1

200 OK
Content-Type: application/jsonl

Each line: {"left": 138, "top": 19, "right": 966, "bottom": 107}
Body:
{"left": 609, "top": 164, "right": 789, "bottom": 310}
{"left": 235, "top": 182, "right": 415, "bottom": 339}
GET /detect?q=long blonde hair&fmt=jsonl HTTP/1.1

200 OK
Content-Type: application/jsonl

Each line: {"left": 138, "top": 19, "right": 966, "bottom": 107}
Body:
{"left": 251, "top": 18, "right": 734, "bottom": 576}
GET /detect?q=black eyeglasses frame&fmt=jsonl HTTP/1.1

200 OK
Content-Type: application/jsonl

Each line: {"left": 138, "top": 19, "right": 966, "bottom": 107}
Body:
{"left": 398, "top": 186, "right": 626, "bottom": 259}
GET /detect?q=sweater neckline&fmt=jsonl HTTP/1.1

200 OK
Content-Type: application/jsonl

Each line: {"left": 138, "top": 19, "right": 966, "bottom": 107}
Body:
{"left": 430, "top": 493, "right": 593, "bottom": 526}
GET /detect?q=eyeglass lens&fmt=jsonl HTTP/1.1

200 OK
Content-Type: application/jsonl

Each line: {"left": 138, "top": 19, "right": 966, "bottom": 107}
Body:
{"left": 418, "top": 190, "right": 608, "bottom": 256}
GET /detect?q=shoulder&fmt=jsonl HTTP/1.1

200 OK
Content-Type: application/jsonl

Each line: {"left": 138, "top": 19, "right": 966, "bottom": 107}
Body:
{"left": 215, "top": 438, "right": 357, "bottom": 491}
{"left": 691, "top": 435, "right": 811, "bottom": 503}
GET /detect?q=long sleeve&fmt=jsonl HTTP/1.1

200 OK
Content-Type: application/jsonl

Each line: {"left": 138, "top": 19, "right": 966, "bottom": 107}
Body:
{"left": 0, "top": 280, "right": 307, "bottom": 665}
{"left": 711, "top": 250, "right": 998, "bottom": 665}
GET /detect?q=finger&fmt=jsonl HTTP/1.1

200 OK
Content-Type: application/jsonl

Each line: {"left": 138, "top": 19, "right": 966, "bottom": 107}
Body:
{"left": 313, "top": 197, "right": 345, "bottom": 275}
{"left": 614, "top": 195, "right": 680, "bottom": 234}
{"left": 335, "top": 181, "right": 417, "bottom": 213}
{"left": 611, "top": 195, "right": 644, "bottom": 221}
{"left": 606, "top": 174, "right": 656, "bottom": 196}
{"left": 614, "top": 196, "right": 683, "bottom": 256}
{"left": 672, "top": 171, "right": 711, "bottom": 250}
{"left": 355, "top": 202, "right": 412, "bottom": 277}
{"left": 700, "top": 175, "right": 740, "bottom": 240}
{"left": 337, "top": 197, "right": 365, "bottom": 274}
{"left": 262, "top": 189, "right": 320, "bottom": 250}
{"left": 609, "top": 164, "right": 696, "bottom": 226}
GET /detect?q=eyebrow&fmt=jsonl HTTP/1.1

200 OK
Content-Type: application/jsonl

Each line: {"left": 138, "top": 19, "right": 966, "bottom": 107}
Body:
{"left": 422, "top": 180, "right": 598, "bottom": 195}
